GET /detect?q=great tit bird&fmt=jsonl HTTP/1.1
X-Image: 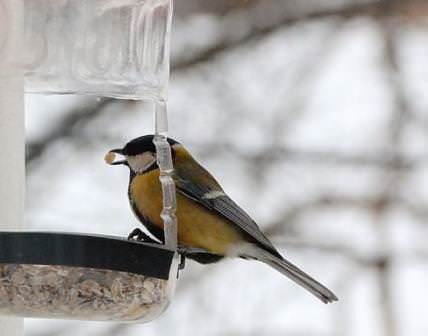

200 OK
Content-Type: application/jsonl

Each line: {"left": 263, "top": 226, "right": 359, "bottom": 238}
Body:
{"left": 107, "top": 135, "right": 338, "bottom": 304}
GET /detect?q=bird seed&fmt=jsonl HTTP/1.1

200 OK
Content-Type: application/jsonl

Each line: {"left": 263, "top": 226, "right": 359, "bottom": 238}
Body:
{"left": 0, "top": 264, "right": 169, "bottom": 322}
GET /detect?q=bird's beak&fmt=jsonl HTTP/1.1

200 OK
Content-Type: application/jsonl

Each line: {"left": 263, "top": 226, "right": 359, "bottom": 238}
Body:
{"left": 110, "top": 148, "right": 124, "bottom": 155}
{"left": 105, "top": 148, "right": 127, "bottom": 166}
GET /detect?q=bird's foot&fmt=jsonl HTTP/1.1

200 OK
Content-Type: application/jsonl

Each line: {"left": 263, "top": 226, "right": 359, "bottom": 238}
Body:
{"left": 127, "top": 228, "right": 160, "bottom": 244}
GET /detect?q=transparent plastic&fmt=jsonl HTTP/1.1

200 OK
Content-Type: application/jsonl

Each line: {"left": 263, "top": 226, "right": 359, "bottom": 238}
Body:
{"left": 23, "top": 0, "right": 172, "bottom": 100}
{"left": 0, "top": 257, "right": 178, "bottom": 322}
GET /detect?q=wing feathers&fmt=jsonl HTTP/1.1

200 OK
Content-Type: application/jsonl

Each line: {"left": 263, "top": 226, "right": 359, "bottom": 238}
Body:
{"left": 174, "top": 164, "right": 278, "bottom": 255}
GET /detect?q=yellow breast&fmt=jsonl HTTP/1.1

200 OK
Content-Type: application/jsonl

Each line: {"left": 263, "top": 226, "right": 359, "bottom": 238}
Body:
{"left": 130, "top": 170, "right": 241, "bottom": 255}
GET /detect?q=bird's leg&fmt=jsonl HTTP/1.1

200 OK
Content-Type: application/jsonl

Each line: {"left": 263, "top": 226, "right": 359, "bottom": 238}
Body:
{"left": 178, "top": 254, "right": 186, "bottom": 270}
{"left": 127, "top": 228, "right": 160, "bottom": 244}
{"left": 177, "top": 246, "right": 187, "bottom": 270}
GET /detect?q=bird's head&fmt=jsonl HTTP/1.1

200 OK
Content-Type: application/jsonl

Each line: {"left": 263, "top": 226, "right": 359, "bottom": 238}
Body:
{"left": 106, "top": 134, "right": 179, "bottom": 174}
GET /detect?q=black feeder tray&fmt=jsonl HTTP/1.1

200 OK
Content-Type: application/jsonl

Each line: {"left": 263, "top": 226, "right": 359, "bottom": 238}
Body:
{"left": 0, "top": 232, "right": 178, "bottom": 322}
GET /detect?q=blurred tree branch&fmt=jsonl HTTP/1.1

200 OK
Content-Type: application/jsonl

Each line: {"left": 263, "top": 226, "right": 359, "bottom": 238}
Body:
{"left": 371, "top": 3, "right": 413, "bottom": 334}
{"left": 26, "top": 98, "right": 113, "bottom": 163}
{"left": 173, "top": 0, "right": 428, "bottom": 71}
{"left": 198, "top": 143, "right": 424, "bottom": 169}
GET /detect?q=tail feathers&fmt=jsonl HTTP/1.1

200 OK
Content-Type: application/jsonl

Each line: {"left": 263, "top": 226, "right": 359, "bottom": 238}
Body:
{"left": 256, "top": 248, "right": 338, "bottom": 304}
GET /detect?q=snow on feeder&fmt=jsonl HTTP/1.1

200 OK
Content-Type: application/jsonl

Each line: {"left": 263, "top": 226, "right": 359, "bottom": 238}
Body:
{"left": 0, "top": 0, "right": 177, "bottom": 327}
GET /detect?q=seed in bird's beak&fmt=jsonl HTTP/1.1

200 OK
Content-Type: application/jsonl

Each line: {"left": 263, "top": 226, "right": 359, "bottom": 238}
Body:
{"left": 104, "top": 151, "right": 116, "bottom": 165}
{"left": 105, "top": 149, "right": 127, "bottom": 165}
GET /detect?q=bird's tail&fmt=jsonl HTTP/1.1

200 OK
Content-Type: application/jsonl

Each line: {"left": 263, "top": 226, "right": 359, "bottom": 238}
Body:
{"left": 254, "top": 247, "right": 338, "bottom": 304}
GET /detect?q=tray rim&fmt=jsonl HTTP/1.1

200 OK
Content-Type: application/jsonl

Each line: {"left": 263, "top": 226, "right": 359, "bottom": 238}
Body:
{"left": 0, "top": 231, "right": 175, "bottom": 280}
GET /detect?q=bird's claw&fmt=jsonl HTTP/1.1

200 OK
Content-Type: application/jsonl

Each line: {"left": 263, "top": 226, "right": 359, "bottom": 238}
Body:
{"left": 178, "top": 254, "right": 186, "bottom": 270}
{"left": 177, "top": 246, "right": 187, "bottom": 255}
{"left": 127, "top": 228, "right": 160, "bottom": 244}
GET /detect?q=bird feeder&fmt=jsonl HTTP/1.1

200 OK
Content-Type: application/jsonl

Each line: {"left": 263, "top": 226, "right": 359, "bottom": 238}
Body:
{"left": 0, "top": 0, "right": 177, "bottom": 327}
{"left": 0, "top": 232, "right": 177, "bottom": 322}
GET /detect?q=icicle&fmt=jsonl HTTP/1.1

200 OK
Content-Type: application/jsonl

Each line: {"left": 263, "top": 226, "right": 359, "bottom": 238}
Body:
{"left": 153, "top": 100, "right": 178, "bottom": 250}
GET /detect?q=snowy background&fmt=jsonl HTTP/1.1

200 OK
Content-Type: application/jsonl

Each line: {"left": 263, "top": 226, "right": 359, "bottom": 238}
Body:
{"left": 24, "top": 1, "right": 428, "bottom": 335}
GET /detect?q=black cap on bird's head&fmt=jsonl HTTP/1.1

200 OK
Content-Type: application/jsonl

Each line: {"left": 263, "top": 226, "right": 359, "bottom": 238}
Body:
{"left": 107, "top": 134, "right": 179, "bottom": 173}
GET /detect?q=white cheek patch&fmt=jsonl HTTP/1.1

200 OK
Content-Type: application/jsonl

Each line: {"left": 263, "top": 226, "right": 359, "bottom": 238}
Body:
{"left": 127, "top": 152, "right": 156, "bottom": 173}
{"left": 202, "top": 190, "right": 226, "bottom": 199}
